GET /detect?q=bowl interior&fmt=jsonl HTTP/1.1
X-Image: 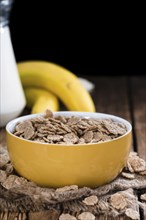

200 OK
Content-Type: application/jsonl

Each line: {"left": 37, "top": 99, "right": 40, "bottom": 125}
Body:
{"left": 6, "top": 111, "right": 132, "bottom": 145}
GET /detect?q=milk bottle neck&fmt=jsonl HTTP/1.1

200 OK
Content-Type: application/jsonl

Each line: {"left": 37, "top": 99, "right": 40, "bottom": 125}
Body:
{"left": 0, "top": 0, "right": 13, "bottom": 28}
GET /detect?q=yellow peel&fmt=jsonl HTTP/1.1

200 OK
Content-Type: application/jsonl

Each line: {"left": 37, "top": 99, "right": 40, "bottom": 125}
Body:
{"left": 18, "top": 61, "right": 95, "bottom": 112}
{"left": 24, "top": 87, "right": 59, "bottom": 113}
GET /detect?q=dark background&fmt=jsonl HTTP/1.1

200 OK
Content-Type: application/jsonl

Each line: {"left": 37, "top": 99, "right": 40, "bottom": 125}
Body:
{"left": 9, "top": 1, "right": 145, "bottom": 76}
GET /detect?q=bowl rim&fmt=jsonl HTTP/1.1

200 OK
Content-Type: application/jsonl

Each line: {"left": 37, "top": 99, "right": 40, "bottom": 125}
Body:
{"left": 6, "top": 111, "right": 132, "bottom": 146}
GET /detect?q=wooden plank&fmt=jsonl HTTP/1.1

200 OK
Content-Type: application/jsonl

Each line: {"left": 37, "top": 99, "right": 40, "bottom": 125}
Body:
{"left": 29, "top": 210, "right": 60, "bottom": 220}
{"left": 89, "top": 76, "right": 131, "bottom": 122}
{"left": 130, "top": 77, "right": 146, "bottom": 160}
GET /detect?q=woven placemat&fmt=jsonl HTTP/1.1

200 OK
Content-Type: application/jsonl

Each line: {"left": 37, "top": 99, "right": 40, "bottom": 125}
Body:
{"left": 0, "top": 135, "right": 146, "bottom": 220}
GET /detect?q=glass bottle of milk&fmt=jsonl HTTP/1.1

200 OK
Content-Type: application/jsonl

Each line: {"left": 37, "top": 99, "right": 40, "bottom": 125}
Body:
{"left": 0, "top": 0, "right": 26, "bottom": 127}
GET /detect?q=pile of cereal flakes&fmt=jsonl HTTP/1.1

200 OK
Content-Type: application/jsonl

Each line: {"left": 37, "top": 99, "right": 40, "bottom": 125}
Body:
{"left": 13, "top": 109, "right": 127, "bottom": 144}
{"left": 0, "top": 140, "right": 146, "bottom": 220}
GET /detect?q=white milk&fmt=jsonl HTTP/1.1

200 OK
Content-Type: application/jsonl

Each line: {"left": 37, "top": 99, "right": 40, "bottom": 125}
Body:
{"left": 0, "top": 26, "right": 26, "bottom": 127}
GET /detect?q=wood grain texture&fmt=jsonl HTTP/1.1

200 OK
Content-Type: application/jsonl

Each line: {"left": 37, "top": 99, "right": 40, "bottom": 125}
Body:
{"left": 130, "top": 77, "right": 146, "bottom": 159}
{"left": 90, "top": 76, "right": 131, "bottom": 121}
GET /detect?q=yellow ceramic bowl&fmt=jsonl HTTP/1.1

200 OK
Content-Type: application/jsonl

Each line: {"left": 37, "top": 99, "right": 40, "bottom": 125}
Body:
{"left": 6, "top": 112, "right": 132, "bottom": 188}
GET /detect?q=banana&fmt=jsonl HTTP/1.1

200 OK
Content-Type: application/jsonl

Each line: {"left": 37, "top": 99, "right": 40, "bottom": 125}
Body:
{"left": 17, "top": 61, "right": 95, "bottom": 112}
{"left": 24, "top": 87, "right": 59, "bottom": 114}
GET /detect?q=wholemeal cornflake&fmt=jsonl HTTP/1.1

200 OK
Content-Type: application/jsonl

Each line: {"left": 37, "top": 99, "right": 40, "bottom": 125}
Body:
{"left": 139, "top": 170, "right": 146, "bottom": 175}
{"left": 24, "top": 127, "right": 35, "bottom": 140}
{"left": 100, "top": 133, "right": 112, "bottom": 141}
{"left": 59, "top": 214, "right": 77, "bottom": 220}
{"left": 15, "top": 120, "right": 33, "bottom": 132}
{"left": 77, "top": 212, "right": 95, "bottom": 220}
{"left": 126, "top": 153, "right": 146, "bottom": 173}
{"left": 2, "top": 175, "right": 28, "bottom": 190}
{"left": 13, "top": 110, "right": 127, "bottom": 144}
{"left": 44, "top": 109, "right": 53, "bottom": 118}
{"left": 125, "top": 208, "right": 140, "bottom": 220}
{"left": 127, "top": 161, "right": 135, "bottom": 173}
{"left": 47, "top": 134, "right": 63, "bottom": 142}
{"left": 33, "top": 138, "right": 45, "bottom": 143}
{"left": 82, "top": 195, "right": 98, "bottom": 206}
{"left": 78, "top": 138, "right": 85, "bottom": 144}
{"left": 104, "top": 121, "right": 126, "bottom": 135}
{"left": 4, "top": 163, "right": 13, "bottom": 174}
{"left": 56, "top": 185, "right": 78, "bottom": 193}
{"left": 37, "top": 133, "right": 47, "bottom": 138}
{"left": 68, "top": 116, "right": 81, "bottom": 125}
{"left": 59, "top": 123, "right": 72, "bottom": 133}
{"left": 83, "top": 131, "right": 93, "bottom": 143}
{"left": 140, "top": 193, "right": 146, "bottom": 201}
{"left": 110, "top": 193, "right": 127, "bottom": 210}
{"left": 0, "top": 153, "right": 9, "bottom": 167}
{"left": 31, "top": 116, "right": 47, "bottom": 124}
{"left": 63, "top": 133, "right": 79, "bottom": 144}
{"left": 56, "top": 115, "right": 67, "bottom": 123}
{"left": 121, "top": 172, "right": 135, "bottom": 179}
{"left": 0, "top": 170, "right": 7, "bottom": 183}
{"left": 92, "top": 132, "right": 102, "bottom": 142}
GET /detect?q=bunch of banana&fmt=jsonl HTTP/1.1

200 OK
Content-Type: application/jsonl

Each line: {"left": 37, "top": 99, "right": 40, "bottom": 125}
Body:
{"left": 18, "top": 61, "right": 95, "bottom": 113}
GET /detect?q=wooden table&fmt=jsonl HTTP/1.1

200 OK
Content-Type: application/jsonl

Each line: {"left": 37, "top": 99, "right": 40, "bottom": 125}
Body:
{"left": 89, "top": 76, "right": 146, "bottom": 161}
{"left": 0, "top": 76, "right": 146, "bottom": 220}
